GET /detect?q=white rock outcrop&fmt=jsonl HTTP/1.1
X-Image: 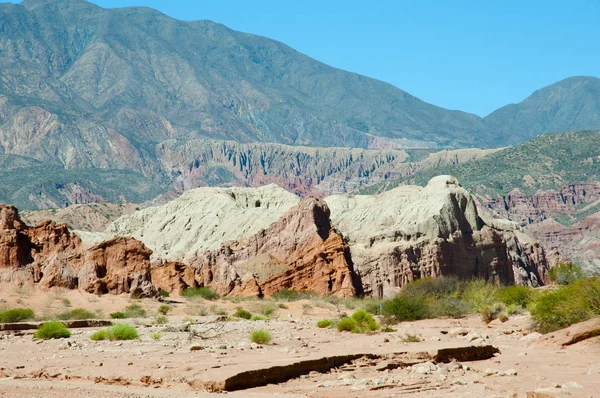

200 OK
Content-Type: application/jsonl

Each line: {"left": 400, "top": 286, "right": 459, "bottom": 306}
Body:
{"left": 105, "top": 184, "right": 300, "bottom": 263}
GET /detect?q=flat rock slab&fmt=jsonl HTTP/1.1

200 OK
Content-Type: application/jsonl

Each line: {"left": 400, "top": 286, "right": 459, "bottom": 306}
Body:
{"left": 533, "top": 318, "right": 600, "bottom": 348}
{"left": 193, "top": 344, "right": 500, "bottom": 392}
{"left": 0, "top": 319, "right": 112, "bottom": 332}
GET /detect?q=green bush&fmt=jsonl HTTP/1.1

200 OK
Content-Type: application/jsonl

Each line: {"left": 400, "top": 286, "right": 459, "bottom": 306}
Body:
{"left": 0, "top": 308, "right": 35, "bottom": 323}
{"left": 110, "top": 312, "right": 126, "bottom": 319}
{"left": 548, "top": 263, "right": 584, "bottom": 285}
{"left": 159, "top": 290, "right": 170, "bottom": 298}
{"left": 250, "top": 315, "right": 269, "bottom": 321}
{"left": 461, "top": 280, "right": 499, "bottom": 312}
{"left": 91, "top": 323, "right": 139, "bottom": 341}
{"left": 123, "top": 303, "right": 146, "bottom": 318}
{"left": 316, "top": 319, "right": 335, "bottom": 328}
{"left": 34, "top": 321, "right": 71, "bottom": 339}
{"left": 249, "top": 329, "right": 272, "bottom": 344}
{"left": 495, "top": 285, "right": 535, "bottom": 308}
{"left": 257, "top": 304, "right": 276, "bottom": 316}
{"left": 182, "top": 287, "right": 219, "bottom": 300}
{"left": 154, "top": 315, "right": 168, "bottom": 324}
{"left": 158, "top": 305, "right": 172, "bottom": 315}
{"left": 351, "top": 309, "right": 379, "bottom": 332}
{"left": 528, "top": 278, "right": 600, "bottom": 333}
{"left": 234, "top": 308, "right": 252, "bottom": 319}
{"left": 150, "top": 332, "right": 162, "bottom": 340}
{"left": 58, "top": 308, "right": 95, "bottom": 320}
{"left": 336, "top": 317, "right": 357, "bottom": 332}
{"left": 382, "top": 295, "right": 430, "bottom": 322}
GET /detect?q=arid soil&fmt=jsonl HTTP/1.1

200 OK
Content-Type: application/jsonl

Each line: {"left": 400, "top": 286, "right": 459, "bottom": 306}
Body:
{"left": 0, "top": 284, "right": 598, "bottom": 398}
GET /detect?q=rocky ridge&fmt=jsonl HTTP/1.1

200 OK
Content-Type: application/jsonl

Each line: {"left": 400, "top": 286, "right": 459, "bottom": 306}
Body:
{"left": 102, "top": 177, "right": 552, "bottom": 298}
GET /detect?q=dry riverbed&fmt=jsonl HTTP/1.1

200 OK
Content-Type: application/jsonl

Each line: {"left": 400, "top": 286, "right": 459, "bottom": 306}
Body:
{"left": 0, "top": 285, "right": 598, "bottom": 397}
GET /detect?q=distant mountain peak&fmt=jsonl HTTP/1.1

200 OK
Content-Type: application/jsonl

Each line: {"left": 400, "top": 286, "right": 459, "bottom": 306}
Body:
{"left": 21, "top": 0, "right": 97, "bottom": 10}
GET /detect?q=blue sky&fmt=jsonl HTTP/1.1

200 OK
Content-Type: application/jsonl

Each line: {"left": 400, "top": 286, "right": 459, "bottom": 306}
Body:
{"left": 14, "top": 0, "right": 600, "bottom": 116}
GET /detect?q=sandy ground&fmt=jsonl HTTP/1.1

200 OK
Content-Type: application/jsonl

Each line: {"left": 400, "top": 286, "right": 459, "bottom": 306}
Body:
{"left": 0, "top": 284, "right": 598, "bottom": 398}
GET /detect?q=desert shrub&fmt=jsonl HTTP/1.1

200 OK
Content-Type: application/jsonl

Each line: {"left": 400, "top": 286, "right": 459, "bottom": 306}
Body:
{"left": 495, "top": 285, "right": 535, "bottom": 308}
{"left": 158, "top": 305, "right": 172, "bottom": 315}
{"left": 498, "top": 312, "right": 509, "bottom": 323}
{"left": 159, "top": 290, "right": 170, "bottom": 298}
{"left": 402, "top": 277, "right": 463, "bottom": 299}
{"left": 58, "top": 308, "right": 95, "bottom": 320}
{"left": 529, "top": 278, "right": 600, "bottom": 333}
{"left": 257, "top": 304, "right": 276, "bottom": 316}
{"left": 548, "top": 263, "right": 584, "bottom": 285}
{"left": 34, "top": 321, "right": 71, "bottom": 339}
{"left": 277, "top": 303, "right": 288, "bottom": 309}
{"left": 317, "top": 319, "right": 335, "bottom": 328}
{"left": 336, "top": 317, "right": 357, "bottom": 332}
{"left": 249, "top": 329, "right": 272, "bottom": 344}
{"left": 150, "top": 332, "right": 163, "bottom": 340}
{"left": 401, "top": 333, "right": 422, "bottom": 343}
{"left": 461, "top": 280, "right": 499, "bottom": 312}
{"left": 351, "top": 309, "right": 379, "bottom": 332}
{"left": 251, "top": 315, "right": 269, "bottom": 321}
{"left": 382, "top": 295, "right": 430, "bottom": 323}
{"left": 154, "top": 315, "right": 168, "bottom": 324}
{"left": 429, "top": 297, "right": 470, "bottom": 318}
{"left": 271, "top": 289, "right": 316, "bottom": 301}
{"left": 234, "top": 308, "right": 252, "bottom": 319}
{"left": 110, "top": 312, "right": 126, "bottom": 319}
{"left": 62, "top": 298, "right": 72, "bottom": 307}
{"left": 123, "top": 303, "right": 146, "bottom": 318}
{"left": 480, "top": 302, "right": 507, "bottom": 324}
{"left": 90, "top": 329, "right": 107, "bottom": 341}
{"left": 0, "top": 308, "right": 35, "bottom": 323}
{"left": 91, "top": 323, "right": 139, "bottom": 341}
{"left": 183, "top": 287, "right": 219, "bottom": 300}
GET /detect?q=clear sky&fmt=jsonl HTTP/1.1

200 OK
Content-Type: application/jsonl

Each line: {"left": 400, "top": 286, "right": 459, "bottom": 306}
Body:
{"left": 13, "top": 0, "right": 600, "bottom": 116}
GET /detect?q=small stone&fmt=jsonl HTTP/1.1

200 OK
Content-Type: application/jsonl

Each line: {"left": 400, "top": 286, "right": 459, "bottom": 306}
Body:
{"left": 430, "top": 336, "right": 441, "bottom": 341}
{"left": 562, "top": 381, "right": 583, "bottom": 389}
{"left": 522, "top": 332, "right": 542, "bottom": 342}
{"left": 483, "top": 368, "right": 499, "bottom": 376}
{"left": 448, "top": 327, "right": 469, "bottom": 336}
{"left": 505, "top": 369, "right": 517, "bottom": 376}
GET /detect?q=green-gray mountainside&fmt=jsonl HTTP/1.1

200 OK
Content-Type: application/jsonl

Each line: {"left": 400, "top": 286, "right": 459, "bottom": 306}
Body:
{"left": 2, "top": 0, "right": 600, "bottom": 208}
{"left": 361, "top": 130, "right": 600, "bottom": 197}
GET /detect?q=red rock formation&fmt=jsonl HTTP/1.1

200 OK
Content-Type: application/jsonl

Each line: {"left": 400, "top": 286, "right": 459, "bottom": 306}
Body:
{"left": 0, "top": 204, "right": 156, "bottom": 297}
{"left": 150, "top": 262, "right": 198, "bottom": 294}
{"left": 190, "top": 198, "right": 359, "bottom": 297}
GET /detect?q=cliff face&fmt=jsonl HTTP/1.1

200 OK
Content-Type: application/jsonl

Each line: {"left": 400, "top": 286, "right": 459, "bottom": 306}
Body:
{"left": 483, "top": 184, "right": 600, "bottom": 224}
{"left": 325, "top": 176, "right": 551, "bottom": 297}
{"left": 189, "top": 198, "right": 358, "bottom": 297}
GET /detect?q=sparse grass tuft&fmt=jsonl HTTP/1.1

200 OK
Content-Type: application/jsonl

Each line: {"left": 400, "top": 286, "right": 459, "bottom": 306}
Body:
{"left": 316, "top": 319, "right": 335, "bottom": 328}
{"left": 158, "top": 305, "right": 172, "bottom": 315}
{"left": 234, "top": 308, "right": 252, "bottom": 320}
{"left": 250, "top": 315, "right": 269, "bottom": 321}
{"left": 401, "top": 333, "right": 422, "bottom": 343}
{"left": 110, "top": 312, "right": 126, "bottom": 319}
{"left": 150, "top": 332, "right": 163, "bottom": 340}
{"left": 91, "top": 323, "right": 139, "bottom": 341}
{"left": 34, "top": 321, "right": 71, "bottom": 339}
{"left": 58, "top": 308, "right": 95, "bottom": 321}
{"left": 249, "top": 329, "right": 272, "bottom": 344}
{"left": 154, "top": 315, "right": 168, "bottom": 324}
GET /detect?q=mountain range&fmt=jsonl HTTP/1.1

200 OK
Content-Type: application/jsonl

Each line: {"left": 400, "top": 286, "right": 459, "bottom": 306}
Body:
{"left": 1, "top": 0, "right": 600, "bottom": 208}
